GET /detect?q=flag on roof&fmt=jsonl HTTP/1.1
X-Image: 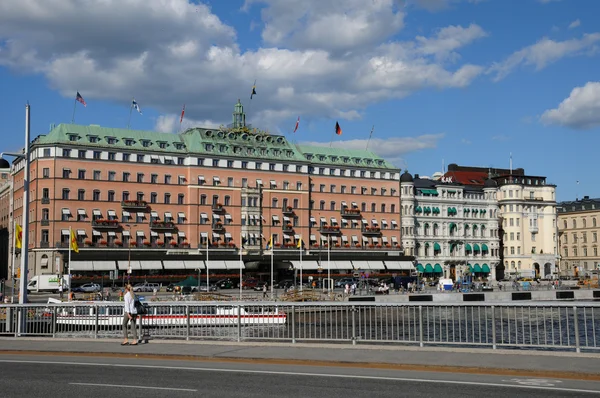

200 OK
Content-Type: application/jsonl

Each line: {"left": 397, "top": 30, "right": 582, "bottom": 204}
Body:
{"left": 75, "top": 92, "right": 87, "bottom": 107}
{"left": 250, "top": 80, "right": 257, "bottom": 99}
{"left": 132, "top": 98, "right": 142, "bottom": 115}
{"left": 293, "top": 117, "right": 300, "bottom": 133}
{"left": 335, "top": 121, "right": 342, "bottom": 135}
{"left": 180, "top": 104, "right": 185, "bottom": 124}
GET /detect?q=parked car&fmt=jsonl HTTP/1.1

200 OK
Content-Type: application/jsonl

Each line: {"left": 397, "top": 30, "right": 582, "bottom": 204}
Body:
{"left": 166, "top": 283, "right": 180, "bottom": 292}
{"left": 241, "top": 278, "right": 260, "bottom": 290}
{"left": 198, "top": 281, "right": 217, "bottom": 292}
{"left": 75, "top": 283, "right": 101, "bottom": 293}
{"left": 216, "top": 279, "right": 234, "bottom": 289}
{"left": 334, "top": 278, "right": 358, "bottom": 288}
{"left": 133, "top": 283, "right": 161, "bottom": 293}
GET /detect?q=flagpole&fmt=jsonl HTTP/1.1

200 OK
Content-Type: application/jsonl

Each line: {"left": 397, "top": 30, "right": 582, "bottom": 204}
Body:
{"left": 299, "top": 236, "right": 303, "bottom": 292}
{"left": 365, "top": 125, "right": 374, "bottom": 150}
{"left": 68, "top": 226, "right": 72, "bottom": 299}
{"left": 71, "top": 95, "right": 77, "bottom": 123}
{"left": 10, "top": 222, "right": 17, "bottom": 301}
{"left": 206, "top": 240, "right": 209, "bottom": 294}
{"left": 327, "top": 236, "right": 331, "bottom": 294}
{"left": 270, "top": 245, "right": 274, "bottom": 300}
{"left": 239, "top": 232, "right": 243, "bottom": 301}
{"left": 127, "top": 99, "right": 134, "bottom": 129}
{"left": 329, "top": 129, "right": 336, "bottom": 147}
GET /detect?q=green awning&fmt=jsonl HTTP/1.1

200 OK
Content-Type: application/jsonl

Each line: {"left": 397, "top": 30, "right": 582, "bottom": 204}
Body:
{"left": 467, "top": 264, "right": 473, "bottom": 272}
{"left": 433, "top": 223, "right": 438, "bottom": 228}
{"left": 424, "top": 207, "right": 431, "bottom": 213}
{"left": 474, "top": 209, "right": 478, "bottom": 213}
{"left": 424, "top": 242, "right": 430, "bottom": 248}
{"left": 447, "top": 190, "right": 456, "bottom": 193}
{"left": 433, "top": 242, "right": 441, "bottom": 251}
{"left": 464, "top": 208, "right": 470, "bottom": 212}
{"left": 473, "top": 224, "right": 478, "bottom": 229}
{"left": 421, "top": 189, "right": 438, "bottom": 195}
{"left": 465, "top": 243, "right": 472, "bottom": 251}
{"left": 449, "top": 222, "right": 456, "bottom": 230}
{"left": 416, "top": 264, "right": 425, "bottom": 273}
{"left": 452, "top": 207, "right": 457, "bottom": 214}
{"left": 450, "top": 243, "right": 456, "bottom": 252}
{"left": 447, "top": 208, "right": 453, "bottom": 215}
{"left": 473, "top": 244, "right": 480, "bottom": 251}
{"left": 473, "top": 264, "right": 482, "bottom": 273}
{"left": 465, "top": 224, "right": 470, "bottom": 229}
{"left": 481, "top": 244, "right": 489, "bottom": 251}
{"left": 416, "top": 206, "right": 422, "bottom": 212}
{"left": 425, "top": 264, "right": 434, "bottom": 273}
{"left": 424, "top": 223, "right": 430, "bottom": 228}
{"left": 482, "top": 264, "right": 491, "bottom": 273}
{"left": 481, "top": 225, "right": 486, "bottom": 229}
{"left": 433, "top": 264, "right": 443, "bottom": 273}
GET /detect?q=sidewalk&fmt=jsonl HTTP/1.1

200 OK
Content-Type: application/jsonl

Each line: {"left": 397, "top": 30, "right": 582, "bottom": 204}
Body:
{"left": 1, "top": 338, "right": 599, "bottom": 379}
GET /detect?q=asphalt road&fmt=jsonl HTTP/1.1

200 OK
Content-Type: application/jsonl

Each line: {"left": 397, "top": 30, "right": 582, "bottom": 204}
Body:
{"left": 0, "top": 354, "right": 599, "bottom": 398}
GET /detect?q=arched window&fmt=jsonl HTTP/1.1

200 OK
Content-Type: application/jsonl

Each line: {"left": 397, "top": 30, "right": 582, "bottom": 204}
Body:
{"left": 371, "top": 203, "right": 376, "bottom": 212}
{"left": 381, "top": 203, "right": 386, "bottom": 213}
{"left": 511, "top": 261, "right": 515, "bottom": 269}
{"left": 200, "top": 194, "right": 207, "bottom": 205}
{"left": 224, "top": 195, "right": 230, "bottom": 206}
{"left": 212, "top": 195, "right": 219, "bottom": 205}
{"left": 361, "top": 202, "right": 366, "bottom": 212}
{"left": 391, "top": 204, "right": 396, "bottom": 213}
{"left": 320, "top": 201, "right": 325, "bottom": 210}
{"left": 330, "top": 201, "right": 335, "bottom": 211}
{"left": 271, "top": 198, "right": 278, "bottom": 208}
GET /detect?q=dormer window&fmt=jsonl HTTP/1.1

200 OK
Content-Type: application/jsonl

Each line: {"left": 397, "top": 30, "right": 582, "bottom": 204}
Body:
{"left": 233, "top": 146, "right": 241, "bottom": 154}
{"left": 219, "top": 144, "right": 227, "bottom": 152}
{"left": 107, "top": 137, "right": 116, "bottom": 145}
{"left": 365, "top": 159, "right": 372, "bottom": 165}
{"left": 330, "top": 156, "right": 338, "bottom": 162}
{"left": 319, "top": 155, "right": 326, "bottom": 161}
{"left": 174, "top": 143, "right": 184, "bottom": 150}
{"left": 68, "top": 134, "right": 78, "bottom": 142}
{"left": 272, "top": 149, "right": 280, "bottom": 156}
{"left": 377, "top": 160, "right": 384, "bottom": 166}
{"left": 343, "top": 157, "right": 349, "bottom": 163}
{"left": 124, "top": 139, "right": 134, "bottom": 146}
{"left": 305, "top": 154, "right": 313, "bottom": 160}
{"left": 158, "top": 142, "right": 167, "bottom": 149}
{"left": 205, "top": 143, "right": 213, "bottom": 151}
{"left": 354, "top": 158, "right": 361, "bottom": 164}
{"left": 88, "top": 136, "right": 99, "bottom": 143}
{"left": 141, "top": 140, "right": 151, "bottom": 147}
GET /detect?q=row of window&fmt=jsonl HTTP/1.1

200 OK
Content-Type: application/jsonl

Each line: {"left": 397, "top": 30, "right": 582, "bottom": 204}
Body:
{"left": 505, "top": 246, "right": 545, "bottom": 255}
{"left": 564, "top": 247, "right": 599, "bottom": 257}
{"left": 563, "top": 218, "right": 599, "bottom": 229}
{"left": 562, "top": 232, "right": 599, "bottom": 244}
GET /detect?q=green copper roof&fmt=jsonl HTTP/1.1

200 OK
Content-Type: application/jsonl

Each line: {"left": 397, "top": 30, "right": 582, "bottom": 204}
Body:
{"left": 296, "top": 144, "right": 396, "bottom": 170}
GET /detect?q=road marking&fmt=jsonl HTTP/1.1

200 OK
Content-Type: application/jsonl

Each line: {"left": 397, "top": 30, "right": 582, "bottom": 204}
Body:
{"left": 70, "top": 382, "right": 196, "bottom": 392}
{"left": 1, "top": 359, "right": 599, "bottom": 395}
{"left": 502, "top": 378, "right": 563, "bottom": 387}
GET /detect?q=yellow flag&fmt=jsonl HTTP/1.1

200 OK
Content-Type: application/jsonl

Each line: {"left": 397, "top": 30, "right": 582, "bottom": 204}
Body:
{"left": 70, "top": 229, "right": 79, "bottom": 253}
{"left": 266, "top": 234, "right": 273, "bottom": 250}
{"left": 15, "top": 224, "right": 22, "bottom": 249}
{"left": 296, "top": 237, "right": 302, "bottom": 249}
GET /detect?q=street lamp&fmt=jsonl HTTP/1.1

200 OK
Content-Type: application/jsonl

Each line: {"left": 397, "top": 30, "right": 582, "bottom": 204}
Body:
{"left": 1, "top": 103, "right": 31, "bottom": 305}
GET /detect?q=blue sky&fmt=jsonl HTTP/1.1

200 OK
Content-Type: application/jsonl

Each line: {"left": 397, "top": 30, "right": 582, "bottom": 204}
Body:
{"left": 0, "top": 0, "right": 599, "bottom": 202}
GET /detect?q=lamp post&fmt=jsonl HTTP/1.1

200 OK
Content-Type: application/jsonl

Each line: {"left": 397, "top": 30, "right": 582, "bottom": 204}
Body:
{"left": 2, "top": 104, "right": 31, "bottom": 305}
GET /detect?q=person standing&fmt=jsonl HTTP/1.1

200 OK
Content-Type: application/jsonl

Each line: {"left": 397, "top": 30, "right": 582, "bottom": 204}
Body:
{"left": 58, "top": 283, "right": 63, "bottom": 299}
{"left": 122, "top": 284, "right": 138, "bottom": 345}
{"left": 262, "top": 283, "right": 267, "bottom": 299}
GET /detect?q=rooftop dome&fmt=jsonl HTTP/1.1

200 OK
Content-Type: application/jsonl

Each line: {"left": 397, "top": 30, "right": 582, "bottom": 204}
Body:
{"left": 484, "top": 178, "right": 498, "bottom": 188}
{"left": 0, "top": 158, "right": 9, "bottom": 169}
{"left": 400, "top": 170, "right": 413, "bottom": 183}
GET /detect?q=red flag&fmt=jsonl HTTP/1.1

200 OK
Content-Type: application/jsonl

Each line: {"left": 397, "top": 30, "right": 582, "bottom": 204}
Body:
{"left": 335, "top": 121, "right": 342, "bottom": 135}
{"left": 76, "top": 92, "right": 87, "bottom": 107}
{"left": 293, "top": 117, "right": 300, "bottom": 133}
{"left": 180, "top": 104, "right": 185, "bottom": 124}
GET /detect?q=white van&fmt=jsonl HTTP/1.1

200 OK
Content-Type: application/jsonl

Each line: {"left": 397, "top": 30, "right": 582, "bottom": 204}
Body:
{"left": 27, "top": 275, "right": 70, "bottom": 293}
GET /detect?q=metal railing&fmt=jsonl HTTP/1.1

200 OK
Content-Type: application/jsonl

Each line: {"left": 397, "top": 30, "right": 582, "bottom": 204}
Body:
{"left": 0, "top": 302, "right": 598, "bottom": 352}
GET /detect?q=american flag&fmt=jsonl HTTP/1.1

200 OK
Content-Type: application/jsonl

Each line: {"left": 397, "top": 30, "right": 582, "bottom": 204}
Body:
{"left": 76, "top": 92, "right": 87, "bottom": 107}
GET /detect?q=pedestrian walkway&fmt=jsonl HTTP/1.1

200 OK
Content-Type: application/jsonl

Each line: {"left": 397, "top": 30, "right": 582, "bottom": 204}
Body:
{"left": 1, "top": 338, "right": 599, "bottom": 379}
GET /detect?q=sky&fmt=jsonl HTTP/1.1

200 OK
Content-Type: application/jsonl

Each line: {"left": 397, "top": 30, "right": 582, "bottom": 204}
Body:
{"left": 0, "top": 0, "right": 599, "bottom": 202}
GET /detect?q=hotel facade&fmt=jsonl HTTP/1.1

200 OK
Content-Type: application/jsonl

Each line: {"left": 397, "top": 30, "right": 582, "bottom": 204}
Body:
{"left": 7, "top": 101, "right": 410, "bottom": 279}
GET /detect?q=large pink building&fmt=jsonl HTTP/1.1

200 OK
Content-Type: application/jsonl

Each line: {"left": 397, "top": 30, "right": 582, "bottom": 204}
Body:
{"left": 8, "top": 101, "right": 410, "bottom": 281}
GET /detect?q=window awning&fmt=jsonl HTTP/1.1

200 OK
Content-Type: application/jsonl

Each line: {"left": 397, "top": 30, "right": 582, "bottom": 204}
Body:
{"left": 163, "top": 260, "right": 186, "bottom": 270}
{"left": 178, "top": 212, "right": 185, "bottom": 218}
{"left": 334, "top": 261, "right": 353, "bottom": 270}
{"left": 212, "top": 233, "right": 220, "bottom": 239}
{"left": 151, "top": 211, "right": 159, "bottom": 217}
{"left": 294, "top": 234, "right": 300, "bottom": 239}
{"left": 362, "top": 219, "right": 368, "bottom": 224}
{"left": 201, "top": 213, "right": 208, "bottom": 219}
{"left": 481, "top": 264, "right": 491, "bottom": 273}
{"left": 122, "top": 211, "right": 130, "bottom": 217}
{"left": 205, "top": 260, "right": 227, "bottom": 269}
{"left": 92, "top": 210, "right": 101, "bottom": 216}
{"left": 352, "top": 236, "right": 358, "bottom": 242}
{"left": 272, "top": 215, "right": 279, "bottom": 221}
{"left": 385, "top": 261, "right": 414, "bottom": 270}
{"left": 449, "top": 222, "right": 456, "bottom": 230}
{"left": 352, "top": 260, "right": 371, "bottom": 270}
{"left": 433, "top": 264, "right": 443, "bottom": 273}
{"left": 62, "top": 208, "right": 71, "bottom": 215}
{"left": 107, "top": 210, "right": 116, "bottom": 217}
{"left": 424, "top": 264, "right": 434, "bottom": 273}
{"left": 136, "top": 231, "right": 145, "bottom": 237}
{"left": 433, "top": 242, "right": 441, "bottom": 251}
{"left": 310, "top": 216, "right": 316, "bottom": 222}
{"left": 473, "top": 243, "right": 480, "bottom": 251}
{"left": 198, "top": 175, "right": 205, "bottom": 182}
{"left": 310, "top": 234, "right": 316, "bottom": 241}
{"left": 270, "top": 180, "right": 276, "bottom": 187}
{"left": 61, "top": 229, "right": 69, "bottom": 235}
{"left": 137, "top": 212, "right": 145, "bottom": 217}
{"left": 320, "top": 217, "right": 326, "bottom": 222}
{"left": 150, "top": 231, "right": 158, "bottom": 237}
{"left": 283, "top": 216, "right": 290, "bottom": 222}
{"left": 77, "top": 229, "right": 86, "bottom": 236}
{"left": 351, "top": 202, "right": 358, "bottom": 207}
{"left": 164, "top": 212, "right": 172, "bottom": 218}
{"left": 341, "top": 235, "right": 348, "bottom": 241}
{"left": 118, "top": 260, "right": 142, "bottom": 271}
{"left": 93, "top": 261, "right": 117, "bottom": 271}
{"left": 381, "top": 219, "right": 388, "bottom": 225}
{"left": 382, "top": 236, "right": 388, "bottom": 243}
{"left": 225, "top": 260, "right": 245, "bottom": 269}
{"left": 142, "top": 260, "right": 163, "bottom": 270}
{"left": 465, "top": 243, "right": 472, "bottom": 251}
{"left": 372, "top": 237, "right": 379, "bottom": 243}
{"left": 69, "top": 261, "right": 93, "bottom": 271}
{"left": 362, "top": 236, "right": 369, "bottom": 242}
{"left": 41, "top": 257, "right": 49, "bottom": 266}
{"left": 225, "top": 214, "right": 232, "bottom": 220}
{"left": 200, "top": 232, "right": 208, "bottom": 238}
{"left": 107, "top": 231, "right": 116, "bottom": 236}
{"left": 330, "top": 218, "right": 337, "bottom": 224}
{"left": 213, "top": 176, "right": 220, "bottom": 182}
{"left": 77, "top": 209, "right": 86, "bottom": 215}
{"left": 183, "top": 260, "right": 204, "bottom": 270}
{"left": 352, "top": 219, "right": 358, "bottom": 224}
{"left": 481, "top": 244, "right": 489, "bottom": 251}
{"left": 391, "top": 220, "right": 397, "bottom": 225}
{"left": 371, "top": 219, "right": 378, "bottom": 224}
{"left": 341, "top": 201, "right": 347, "bottom": 207}
{"left": 256, "top": 179, "right": 263, "bottom": 186}
{"left": 331, "top": 236, "right": 338, "bottom": 242}
{"left": 164, "top": 232, "right": 172, "bottom": 237}
{"left": 291, "top": 261, "right": 320, "bottom": 270}
{"left": 122, "top": 230, "right": 130, "bottom": 236}
{"left": 224, "top": 232, "right": 232, "bottom": 238}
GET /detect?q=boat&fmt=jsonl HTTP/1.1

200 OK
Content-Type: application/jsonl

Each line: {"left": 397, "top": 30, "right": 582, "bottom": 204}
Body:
{"left": 49, "top": 299, "right": 287, "bottom": 327}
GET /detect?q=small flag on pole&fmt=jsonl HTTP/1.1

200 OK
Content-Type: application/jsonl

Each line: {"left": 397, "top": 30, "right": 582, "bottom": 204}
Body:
{"left": 132, "top": 98, "right": 142, "bottom": 115}
{"left": 180, "top": 104, "right": 186, "bottom": 124}
{"left": 250, "top": 80, "right": 257, "bottom": 99}
{"left": 266, "top": 235, "right": 273, "bottom": 250}
{"left": 296, "top": 237, "right": 303, "bottom": 249}
{"left": 76, "top": 92, "right": 87, "bottom": 107}
{"left": 293, "top": 117, "right": 300, "bottom": 133}
{"left": 15, "top": 224, "right": 22, "bottom": 249}
{"left": 70, "top": 229, "right": 79, "bottom": 254}
{"left": 335, "top": 121, "right": 342, "bottom": 135}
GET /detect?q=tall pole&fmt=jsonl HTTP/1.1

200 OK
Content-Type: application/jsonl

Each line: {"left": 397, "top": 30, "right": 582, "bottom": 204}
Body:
{"left": 10, "top": 189, "right": 16, "bottom": 301}
{"left": 68, "top": 226, "right": 72, "bottom": 298}
{"left": 327, "top": 236, "right": 331, "bottom": 294}
{"left": 206, "top": 240, "right": 209, "bottom": 293}
{"left": 299, "top": 236, "right": 303, "bottom": 292}
{"left": 127, "top": 100, "right": 134, "bottom": 129}
{"left": 19, "top": 103, "right": 31, "bottom": 305}
{"left": 239, "top": 232, "right": 243, "bottom": 301}
{"left": 270, "top": 246, "right": 274, "bottom": 299}
{"left": 71, "top": 97, "right": 77, "bottom": 123}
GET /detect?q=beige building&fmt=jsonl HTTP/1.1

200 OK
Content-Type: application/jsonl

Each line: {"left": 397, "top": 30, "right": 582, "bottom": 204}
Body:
{"left": 558, "top": 196, "right": 600, "bottom": 276}
{"left": 497, "top": 174, "right": 558, "bottom": 279}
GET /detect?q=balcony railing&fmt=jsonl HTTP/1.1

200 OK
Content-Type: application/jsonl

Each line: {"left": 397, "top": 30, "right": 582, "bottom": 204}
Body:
{"left": 121, "top": 200, "right": 148, "bottom": 210}
{"left": 340, "top": 208, "right": 361, "bottom": 218}
{"left": 41, "top": 198, "right": 50, "bottom": 204}
{"left": 319, "top": 225, "right": 341, "bottom": 234}
{"left": 41, "top": 220, "right": 50, "bottom": 226}
{"left": 362, "top": 226, "right": 382, "bottom": 236}
{"left": 212, "top": 203, "right": 225, "bottom": 213}
{"left": 92, "top": 219, "right": 120, "bottom": 229}
{"left": 282, "top": 207, "right": 296, "bottom": 217}
{"left": 530, "top": 225, "right": 539, "bottom": 233}
{"left": 212, "top": 223, "right": 225, "bottom": 232}
{"left": 282, "top": 224, "right": 294, "bottom": 233}
{"left": 149, "top": 221, "right": 176, "bottom": 230}
{"left": 39, "top": 241, "right": 50, "bottom": 248}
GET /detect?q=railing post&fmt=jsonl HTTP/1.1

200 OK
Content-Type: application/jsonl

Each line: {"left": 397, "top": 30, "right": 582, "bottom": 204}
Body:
{"left": 186, "top": 305, "right": 190, "bottom": 341}
{"left": 573, "top": 306, "right": 580, "bottom": 353}
{"left": 291, "top": 305, "right": 296, "bottom": 344}
{"left": 351, "top": 305, "right": 356, "bottom": 345}
{"left": 5, "top": 306, "right": 12, "bottom": 335}
{"left": 419, "top": 305, "right": 424, "bottom": 348}
{"left": 94, "top": 305, "right": 99, "bottom": 339}
{"left": 491, "top": 305, "right": 496, "bottom": 350}
{"left": 16, "top": 306, "right": 22, "bottom": 337}
{"left": 52, "top": 306, "right": 57, "bottom": 338}
{"left": 237, "top": 305, "right": 242, "bottom": 343}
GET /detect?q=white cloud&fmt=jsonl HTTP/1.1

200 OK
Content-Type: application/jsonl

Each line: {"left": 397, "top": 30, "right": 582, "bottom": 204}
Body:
{"left": 540, "top": 81, "right": 600, "bottom": 129}
{"left": 410, "top": 0, "right": 487, "bottom": 12}
{"left": 0, "top": 0, "right": 484, "bottom": 132}
{"left": 300, "top": 134, "right": 445, "bottom": 165}
{"left": 568, "top": 19, "right": 581, "bottom": 29}
{"left": 154, "top": 114, "right": 221, "bottom": 134}
{"left": 487, "top": 33, "right": 600, "bottom": 81}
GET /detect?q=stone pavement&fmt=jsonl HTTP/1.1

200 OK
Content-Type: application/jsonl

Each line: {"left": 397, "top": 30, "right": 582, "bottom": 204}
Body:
{"left": 1, "top": 338, "right": 599, "bottom": 379}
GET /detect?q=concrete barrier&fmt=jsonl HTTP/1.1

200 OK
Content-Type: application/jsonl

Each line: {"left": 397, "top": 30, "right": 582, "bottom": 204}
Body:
{"left": 348, "top": 296, "right": 375, "bottom": 302}
{"left": 512, "top": 292, "right": 532, "bottom": 301}
{"left": 556, "top": 291, "right": 575, "bottom": 300}
{"left": 463, "top": 293, "right": 485, "bottom": 302}
{"left": 409, "top": 295, "right": 433, "bottom": 302}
